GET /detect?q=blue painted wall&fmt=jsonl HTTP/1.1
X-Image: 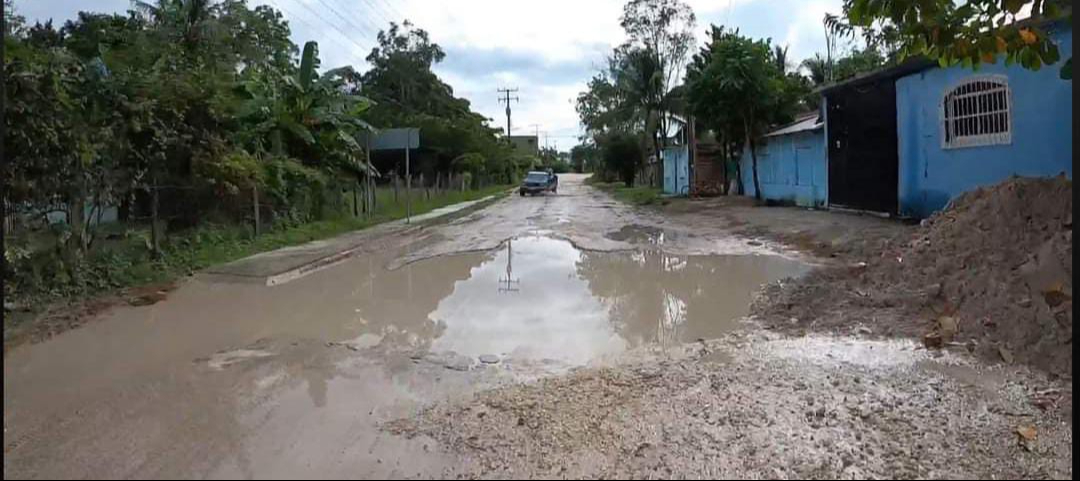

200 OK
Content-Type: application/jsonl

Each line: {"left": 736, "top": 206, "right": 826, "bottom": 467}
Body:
{"left": 896, "top": 24, "right": 1072, "bottom": 218}
{"left": 662, "top": 145, "right": 690, "bottom": 195}
{"left": 740, "top": 129, "right": 827, "bottom": 207}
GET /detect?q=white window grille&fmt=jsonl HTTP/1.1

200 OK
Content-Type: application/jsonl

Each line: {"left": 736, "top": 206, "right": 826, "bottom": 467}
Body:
{"left": 941, "top": 75, "right": 1012, "bottom": 149}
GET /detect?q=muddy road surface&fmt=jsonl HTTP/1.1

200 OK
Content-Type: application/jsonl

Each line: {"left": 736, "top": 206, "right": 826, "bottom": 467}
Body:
{"left": 3, "top": 174, "right": 1070, "bottom": 479}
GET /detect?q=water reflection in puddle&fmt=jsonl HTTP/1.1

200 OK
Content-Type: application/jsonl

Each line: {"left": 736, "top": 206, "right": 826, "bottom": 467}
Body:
{"left": 353, "top": 235, "right": 809, "bottom": 366}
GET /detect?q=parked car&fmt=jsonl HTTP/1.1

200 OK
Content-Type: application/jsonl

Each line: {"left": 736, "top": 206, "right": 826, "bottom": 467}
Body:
{"left": 519, "top": 170, "right": 558, "bottom": 196}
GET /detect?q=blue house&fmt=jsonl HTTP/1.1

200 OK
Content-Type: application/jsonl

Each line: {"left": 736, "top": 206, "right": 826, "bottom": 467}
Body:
{"left": 739, "top": 113, "right": 828, "bottom": 207}
{"left": 895, "top": 23, "right": 1073, "bottom": 217}
{"left": 738, "top": 18, "right": 1071, "bottom": 218}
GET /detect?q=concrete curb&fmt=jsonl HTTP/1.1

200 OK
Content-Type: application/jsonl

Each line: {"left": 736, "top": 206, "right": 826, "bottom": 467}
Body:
{"left": 263, "top": 193, "right": 505, "bottom": 286}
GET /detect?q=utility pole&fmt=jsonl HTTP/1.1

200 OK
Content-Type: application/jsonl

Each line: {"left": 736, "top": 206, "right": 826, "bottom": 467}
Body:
{"left": 497, "top": 87, "right": 519, "bottom": 137}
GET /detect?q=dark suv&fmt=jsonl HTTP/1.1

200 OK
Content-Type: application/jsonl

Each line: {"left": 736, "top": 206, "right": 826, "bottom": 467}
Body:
{"left": 519, "top": 171, "right": 558, "bottom": 196}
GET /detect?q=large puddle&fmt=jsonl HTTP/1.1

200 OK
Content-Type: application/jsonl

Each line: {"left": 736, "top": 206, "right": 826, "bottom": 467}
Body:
{"left": 351, "top": 235, "right": 810, "bottom": 366}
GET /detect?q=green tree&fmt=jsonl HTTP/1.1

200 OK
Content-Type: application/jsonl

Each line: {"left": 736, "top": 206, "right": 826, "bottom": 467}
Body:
{"left": 599, "top": 132, "right": 646, "bottom": 186}
{"left": 686, "top": 26, "right": 799, "bottom": 199}
{"left": 833, "top": 0, "right": 1070, "bottom": 78}
{"left": 618, "top": 0, "right": 696, "bottom": 175}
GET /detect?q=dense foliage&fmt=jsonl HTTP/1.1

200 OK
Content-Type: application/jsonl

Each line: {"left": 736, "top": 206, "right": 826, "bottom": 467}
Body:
{"left": 3, "top": 0, "right": 518, "bottom": 303}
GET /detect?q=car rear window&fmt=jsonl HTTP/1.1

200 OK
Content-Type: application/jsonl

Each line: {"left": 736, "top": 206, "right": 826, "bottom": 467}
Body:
{"left": 525, "top": 173, "right": 548, "bottom": 182}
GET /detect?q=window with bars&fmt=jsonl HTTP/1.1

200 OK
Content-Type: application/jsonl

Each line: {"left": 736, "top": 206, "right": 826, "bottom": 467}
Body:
{"left": 941, "top": 75, "right": 1012, "bottom": 149}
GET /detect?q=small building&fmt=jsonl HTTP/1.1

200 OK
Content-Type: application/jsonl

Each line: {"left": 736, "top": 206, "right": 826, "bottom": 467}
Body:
{"left": 662, "top": 114, "right": 692, "bottom": 195}
{"left": 739, "top": 112, "right": 828, "bottom": 207}
{"left": 508, "top": 135, "right": 539, "bottom": 157}
{"left": 735, "top": 17, "right": 1071, "bottom": 218}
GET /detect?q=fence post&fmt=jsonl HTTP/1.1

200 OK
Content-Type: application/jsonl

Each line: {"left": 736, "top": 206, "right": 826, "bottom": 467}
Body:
{"left": 151, "top": 176, "right": 161, "bottom": 257}
{"left": 253, "top": 183, "right": 261, "bottom": 236}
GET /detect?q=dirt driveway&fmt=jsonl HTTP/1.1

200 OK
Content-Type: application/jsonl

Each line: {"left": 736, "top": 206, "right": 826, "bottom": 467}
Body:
{"left": 3, "top": 174, "right": 1071, "bottom": 479}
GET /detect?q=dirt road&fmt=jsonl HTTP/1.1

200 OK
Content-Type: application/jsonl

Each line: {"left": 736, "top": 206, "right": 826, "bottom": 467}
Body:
{"left": 3, "top": 174, "right": 1071, "bottom": 479}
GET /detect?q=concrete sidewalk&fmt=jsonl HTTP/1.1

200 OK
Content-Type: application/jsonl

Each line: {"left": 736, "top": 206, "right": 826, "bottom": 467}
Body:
{"left": 206, "top": 194, "right": 501, "bottom": 285}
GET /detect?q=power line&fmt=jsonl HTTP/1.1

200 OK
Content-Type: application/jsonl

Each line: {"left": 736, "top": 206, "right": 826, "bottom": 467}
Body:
{"left": 329, "top": 0, "right": 385, "bottom": 36}
{"left": 368, "top": 0, "right": 404, "bottom": 26}
{"left": 311, "top": 0, "right": 378, "bottom": 41}
{"left": 272, "top": 0, "right": 373, "bottom": 62}
{"left": 355, "top": 0, "right": 394, "bottom": 31}
{"left": 497, "top": 87, "right": 520, "bottom": 137}
{"left": 267, "top": 0, "right": 367, "bottom": 64}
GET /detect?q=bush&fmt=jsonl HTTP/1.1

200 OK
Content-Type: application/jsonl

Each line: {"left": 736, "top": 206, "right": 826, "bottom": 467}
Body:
{"left": 598, "top": 132, "right": 645, "bottom": 187}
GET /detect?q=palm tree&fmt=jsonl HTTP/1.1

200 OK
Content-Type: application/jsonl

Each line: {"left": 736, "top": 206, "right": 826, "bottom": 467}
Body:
{"left": 774, "top": 45, "right": 790, "bottom": 75}
{"left": 801, "top": 54, "right": 830, "bottom": 85}
{"left": 134, "top": 0, "right": 219, "bottom": 52}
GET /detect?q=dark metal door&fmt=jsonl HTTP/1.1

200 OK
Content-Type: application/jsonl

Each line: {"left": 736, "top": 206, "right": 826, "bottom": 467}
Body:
{"left": 826, "top": 79, "right": 899, "bottom": 214}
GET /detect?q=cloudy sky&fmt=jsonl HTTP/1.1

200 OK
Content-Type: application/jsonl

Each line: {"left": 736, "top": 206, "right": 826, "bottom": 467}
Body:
{"left": 17, "top": 0, "right": 849, "bottom": 149}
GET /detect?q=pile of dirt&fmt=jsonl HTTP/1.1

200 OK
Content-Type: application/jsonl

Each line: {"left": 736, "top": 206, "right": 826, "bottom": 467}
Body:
{"left": 756, "top": 176, "right": 1073, "bottom": 375}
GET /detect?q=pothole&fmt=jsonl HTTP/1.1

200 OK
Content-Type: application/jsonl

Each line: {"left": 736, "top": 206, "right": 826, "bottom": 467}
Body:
{"left": 349, "top": 235, "right": 811, "bottom": 368}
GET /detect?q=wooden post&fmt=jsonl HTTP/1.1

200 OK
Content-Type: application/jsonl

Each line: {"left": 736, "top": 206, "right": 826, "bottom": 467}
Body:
{"left": 151, "top": 176, "right": 161, "bottom": 257}
{"left": 368, "top": 175, "right": 376, "bottom": 213}
{"left": 253, "top": 183, "right": 261, "bottom": 236}
{"left": 352, "top": 178, "right": 359, "bottom": 217}
{"left": 405, "top": 147, "right": 411, "bottom": 223}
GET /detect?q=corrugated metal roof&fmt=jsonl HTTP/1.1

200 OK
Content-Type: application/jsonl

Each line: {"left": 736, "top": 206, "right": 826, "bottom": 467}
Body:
{"left": 764, "top": 113, "right": 822, "bottom": 137}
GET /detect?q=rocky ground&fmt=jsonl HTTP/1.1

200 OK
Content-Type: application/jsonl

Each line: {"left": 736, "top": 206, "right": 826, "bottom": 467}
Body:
{"left": 389, "top": 328, "right": 1072, "bottom": 479}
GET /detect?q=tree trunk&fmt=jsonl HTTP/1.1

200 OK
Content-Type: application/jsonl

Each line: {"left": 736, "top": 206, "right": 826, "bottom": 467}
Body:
{"left": 733, "top": 140, "right": 745, "bottom": 196}
{"left": 745, "top": 119, "right": 762, "bottom": 202}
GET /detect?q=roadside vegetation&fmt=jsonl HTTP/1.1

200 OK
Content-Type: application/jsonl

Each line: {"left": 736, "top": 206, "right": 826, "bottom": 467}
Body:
{"left": 575, "top": 0, "right": 1070, "bottom": 195}
{"left": 2, "top": 0, "right": 538, "bottom": 316}
{"left": 584, "top": 176, "right": 663, "bottom": 206}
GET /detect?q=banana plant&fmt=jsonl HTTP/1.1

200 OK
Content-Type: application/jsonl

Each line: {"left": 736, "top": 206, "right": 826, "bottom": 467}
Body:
{"left": 238, "top": 40, "right": 375, "bottom": 175}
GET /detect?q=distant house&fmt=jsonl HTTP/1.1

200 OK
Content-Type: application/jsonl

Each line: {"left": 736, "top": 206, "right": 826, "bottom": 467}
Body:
{"left": 662, "top": 114, "right": 691, "bottom": 195}
{"left": 508, "top": 135, "right": 539, "bottom": 157}
{"left": 737, "top": 17, "right": 1071, "bottom": 218}
{"left": 739, "top": 112, "right": 827, "bottom": 207}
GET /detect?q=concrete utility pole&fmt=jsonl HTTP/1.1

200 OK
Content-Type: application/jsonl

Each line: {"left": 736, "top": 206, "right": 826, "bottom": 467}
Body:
{"left": 497, "top": 87, "right": 519, "bottom": 136}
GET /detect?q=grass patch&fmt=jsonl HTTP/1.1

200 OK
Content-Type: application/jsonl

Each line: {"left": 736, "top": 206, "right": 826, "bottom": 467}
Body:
{"left": 5, "top": 184, "right": 511, "bottom": 329}
{"left": 589, "top": 180, "right": 664, "bottom": 206}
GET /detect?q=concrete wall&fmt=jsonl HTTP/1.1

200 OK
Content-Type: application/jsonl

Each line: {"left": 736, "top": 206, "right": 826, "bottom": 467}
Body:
{"left": 740, "top": 129, "right": 827, "bottom": 207}
{"left": 896, "top": 24, "right": 1072, "bottom": 218}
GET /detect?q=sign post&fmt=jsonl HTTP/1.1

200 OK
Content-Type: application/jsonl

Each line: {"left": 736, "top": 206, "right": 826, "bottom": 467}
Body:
{"left": 405, "top": 137, "right": 411, "bottom": 223}
{"left": 359, "top": 128, "right": 420, "bottom": 224}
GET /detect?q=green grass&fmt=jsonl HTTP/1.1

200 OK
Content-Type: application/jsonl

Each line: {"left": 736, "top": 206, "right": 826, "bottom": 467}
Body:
{"left": 5, "top": 184, "right": 511, "bottom": 320}
{"left": 588, "top": 180, "right": 664, "bottom": 206}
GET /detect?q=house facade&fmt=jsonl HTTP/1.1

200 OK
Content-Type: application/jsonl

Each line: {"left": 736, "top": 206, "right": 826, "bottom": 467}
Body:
{"left": 735, "top": 19, "right": 1071, "bottom": 219}
{"left": 508, "top": 135, "right": 539, "bottom": 157}
{"left": 895, "top": 24, "right": 1072, "bottom": 217}
{"left": 739, "top": 113, "right": 828, "bottom": 208}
